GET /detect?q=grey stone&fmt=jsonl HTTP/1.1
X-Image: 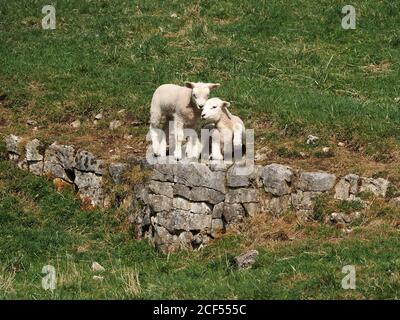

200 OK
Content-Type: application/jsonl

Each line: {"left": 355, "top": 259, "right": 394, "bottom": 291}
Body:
{"left": 326, "top": 212, "right": 351, "bottom": 224}
{"left": 334, "top": 174, "right": 359, "bottom": 200}
{"left": 155, "top": 211, "right": 212, "bottom": 233}
{"left": 133, "top": 206, "right": 151, "bottom": 238}
{"left": 227, "top": 164, "right": 250, "bottom": 187}
{"left": 26, "top": 139, "right": 44, "bottom": 161}
{"left": 27, "top": 119, "right": 37, "bottom": 126}
{"left": 149, "top": 180, "right": 174, "bottom": 198}
{"left": 227, "top": 164, "right": 261, "bottom": 188}
{"left": 17, "top": 158, "right": 28, "bottom": 170}
{"left": 43, "top": 143, "right": 76, "bottom": 182}
{"left": 75, "top": 150, "right": 105, "bottom": 175}
{"left": 267, "top": 195, "right": 292, "bottom": 215}
{"left": 24, "top": 139, "right": 44, "bottom": 175}
{"left": 109, "top": 163, "right": 129, "bottom": 184}
{"left": 28, "top": 161, "right": 43, "bottom": 176}
{"left": 291, "top": 190, "right": 320, "bottom": 211}
{"left": 147, "top": 194, "right": 172, "bottom": 212}
{"left": 189, "top": 201, "right": 212, "bottom": 215}
{"left": 221, "top": 203, "right": 246, "bottom": 224}
{"left": 298, "top": 172, "right": 336, "bottom": 192}
{"left": 243, "top": 202, "right": 259, "bottom": 216}
{"left": 226, "top": 188, "right": 259, "bottom": 203}
{"left": 211, "top": 219, "right": 225, "bottom": 238}
{"left": 306, "top": 135, "right": 319, "bottom": 145}
{"left": 346, "top": 174, "right": 360, "bottom": 194}
{"left": 175, "top": 162, "right": 226, "bottom": 193}
{"left": 192, "top": 233, "right": 204, "bottom": 246}
{"left": 74, "top": 169, "right": 102, "bottom": 189}
{"left": 70, "top": 120, "right": 81, "bottom": 128}
{"left": 155, "top": 211, "right": 189, "bottom": 232}
{"left": 173, "top": 184, "right": 225, "bottom": 205}
{"left": 46, "top": 143, "right": 75, "bottom": 169}
{"left": 154, "top": 162, "right": 226, "bottom": 193}
{"left": 253, "top": 165, "right": 265, "bottom": 188}
{"left": 178, "top": 231, "right": 194, "bottom": 248}
{"left": 172, "top": 197, "right": 212, "bottom": 214}
{"left": 335, "top": 179, "right": 349, "bottom": 200}
{"left": 212, "top": 202, "right": 224, "bottom": 219}
{"left": 234, "top": 250, "right": 259, "bottom": 269}
{"left": 152, "top": 164, "right": 175, "bottom": 182}
{"left": 360, "top": 177, "right": 390, "bottom": 197}
{"left": 152, "top": 225, "right": 180, "bottom": 254}
{"left": 5, "top": 134, "right": 22, "bottom": 154}
{"left": 326, "top": 212, "right": 361, "bottom": 225}
{"left": 262, "top": 164, "right": 293, "bottom": 196}
{"left": 133, "top": 184, "right": 150, "bottom": 204}
{"left": 109, "top": 120, "right": 122, "bottom": 130}
{"left": 74, "top": 170, "right": 103, "bottom": 206}
{"left": 91, "top": 262, "right": 105, "bottom": 272}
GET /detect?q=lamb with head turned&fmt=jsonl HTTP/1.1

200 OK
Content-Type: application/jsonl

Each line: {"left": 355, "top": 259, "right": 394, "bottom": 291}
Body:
{"left": 200, "top": 97, "right": 245, "bottom": 161}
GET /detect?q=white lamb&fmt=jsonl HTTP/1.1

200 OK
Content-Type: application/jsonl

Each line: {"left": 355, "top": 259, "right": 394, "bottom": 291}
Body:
{"left": 200, "top": 97, "right": 245, "bottom": 161}
{"left": 149, "top": 82, "right": 220, "bottom": 159}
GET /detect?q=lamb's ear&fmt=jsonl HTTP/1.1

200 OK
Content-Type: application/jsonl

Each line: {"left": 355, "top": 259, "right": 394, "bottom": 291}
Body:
{"left": 207, "top": 83, "right": 220, "bottom": 90}
{"left": 221, "top": 102, "right": 232, "bottom": 120}
{"left": 222, "top": 101, "right": 231, "bottom": 108}
{"left": 184, "top": 82, "right": 195, "bottom": 89}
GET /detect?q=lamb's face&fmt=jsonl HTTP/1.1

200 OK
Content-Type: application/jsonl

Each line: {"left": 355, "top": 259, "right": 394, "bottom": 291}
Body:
{"left": 201, "top": 98, "right": 229, "bottom": 122}
{"left": 185, "top": 82, "right": 220, "bottom": 109}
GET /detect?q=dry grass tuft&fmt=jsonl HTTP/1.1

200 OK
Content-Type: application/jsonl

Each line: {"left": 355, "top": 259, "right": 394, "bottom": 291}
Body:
{"left": 0, "top": 267, "right": 15, "bottom": 293}
{"left": 361, "top": 61, "right": 391, "bottom": 74}
{"left": 239, "top": 213, "right": 305, "bottom": 250}
{"left": 57, "top": 259, "right": 82, "bottom": 289}
{"left": 121, "top": 269, "right": 141, "bottom": 297}
{"left": 125, "top": 165, "right": 151, "bottom": 185}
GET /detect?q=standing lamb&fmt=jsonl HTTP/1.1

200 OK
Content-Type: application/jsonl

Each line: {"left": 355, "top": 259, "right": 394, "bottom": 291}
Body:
{"left": 200, "top": 97, "right": 245, "bottom": 161}
{"left": 149, "top": 82, "right": 220, "bottom": 160}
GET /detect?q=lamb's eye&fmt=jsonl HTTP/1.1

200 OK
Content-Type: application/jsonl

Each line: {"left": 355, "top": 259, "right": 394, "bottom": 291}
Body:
{"left": 212, "top": 106, "right": 217, "bottom": 109}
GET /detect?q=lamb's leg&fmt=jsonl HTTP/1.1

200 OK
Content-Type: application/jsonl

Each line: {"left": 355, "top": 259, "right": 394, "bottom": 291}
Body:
{"left": 173, "top": 117, "right": 184, "bottom": 160}
{"left": 186, "top": 129, "right": 201, "bottom": 159}
{"left": 211, "top": 130, "right": 223, "bottom": 160}
{"left": 233, "top": 129, "right": 243, "bottom": 161}
{"left": 190, "top": 134, "right": 202, "bottom": 159}
{"left": 150, "top": 97, "right": 166, "bottom": 157}
{"left": 150, "top": 123, "right": 164, "bottom": 157}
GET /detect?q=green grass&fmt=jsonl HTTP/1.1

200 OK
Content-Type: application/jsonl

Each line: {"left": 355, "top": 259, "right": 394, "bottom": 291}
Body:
{"left": 1, "top": 0, "right": 400, "bottom": 300}
{"left": 0, "top": 157, "right": 399, "bottom": 299}
{"left": 0, "top": 0, "right": 400, "bottom": 153}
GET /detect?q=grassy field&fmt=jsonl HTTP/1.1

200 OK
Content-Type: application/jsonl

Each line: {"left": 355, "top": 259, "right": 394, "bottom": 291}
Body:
{"left": 0, "top": 152, "right": 399, "bottom": 299}
{"left": 0, "top": 1, "right": 399, "bottom": 157}
{"left": 1, "top": 1, "right": 400, "bottom": 299}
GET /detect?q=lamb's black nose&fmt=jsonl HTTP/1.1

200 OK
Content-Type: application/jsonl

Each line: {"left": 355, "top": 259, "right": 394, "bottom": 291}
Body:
{"left": 201, "top": 114, "right": 205, "bottom": 118}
